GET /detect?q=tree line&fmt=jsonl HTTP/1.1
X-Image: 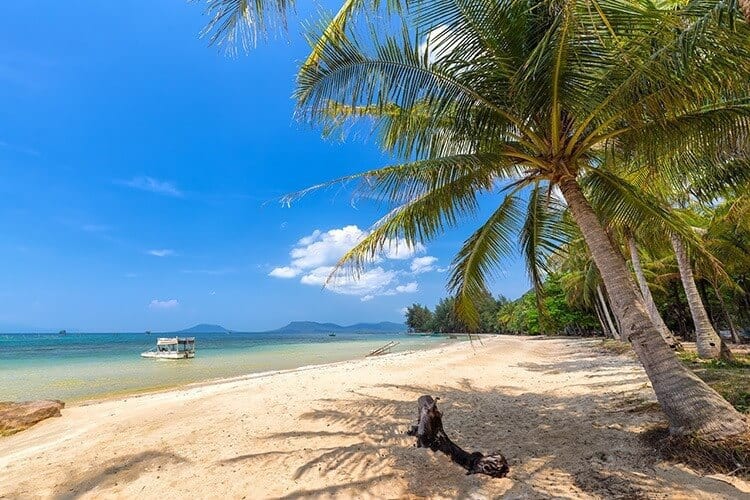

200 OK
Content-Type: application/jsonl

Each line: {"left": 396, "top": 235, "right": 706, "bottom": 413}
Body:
{"left": 405, "top": 273, "right": 600, "bottom": 336}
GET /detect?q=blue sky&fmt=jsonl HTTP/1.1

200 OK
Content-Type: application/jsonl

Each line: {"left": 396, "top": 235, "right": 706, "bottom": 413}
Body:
{"left": 0, "top": 1, "right": 530, "bottom": 332}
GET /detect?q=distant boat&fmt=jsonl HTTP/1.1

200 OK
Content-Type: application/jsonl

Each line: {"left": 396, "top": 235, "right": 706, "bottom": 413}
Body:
{"left": 328, "top": 333, "right": 336, "bottom": 337}
{"left": 145, "top": 330, "right": 151, "bottom": 335}
{"left": 141, "top": 337, "right": 195, "bottom": 359}
{"left": 58, "top": 330, "right": 66, "bottom": 336}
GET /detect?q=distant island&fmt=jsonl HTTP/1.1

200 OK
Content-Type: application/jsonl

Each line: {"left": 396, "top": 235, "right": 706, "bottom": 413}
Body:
{"left": 171, "top": 321, "right": 405, "bottom": 334}
{"left": 177, "top": 323, "right": 230, "bottom": 334}
{"left": 270, "top": 321, "right": 405, "bottom": 334}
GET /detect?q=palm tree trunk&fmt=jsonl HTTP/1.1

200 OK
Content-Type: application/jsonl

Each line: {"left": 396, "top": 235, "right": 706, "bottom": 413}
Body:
{"left": 559, "top": 176, "right": 746, "bottom": 439}
{"left": 626, "top": 234, "right": 683, "bottom": 350}
{"left": 670, "top": 235, "right": 725, "bottom": 360}
{"left": 596, "top": 284, "right": 621, "bottom": 340}
{"left": 713, "top": 283, "right": 742, "bottom": 344}
{"left": 594, "top": 302, "right": 612, "bottom": 338}
{"left": 740, "top": 0, "right": 750, "bottom": 24}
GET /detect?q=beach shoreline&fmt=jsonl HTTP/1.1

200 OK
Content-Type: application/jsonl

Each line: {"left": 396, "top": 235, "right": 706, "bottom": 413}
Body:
{"left": 1, "top": 335, "right": 747, "bottom": 499}
{"left": 70, "top": 337, "right": 459, "bottom": 408}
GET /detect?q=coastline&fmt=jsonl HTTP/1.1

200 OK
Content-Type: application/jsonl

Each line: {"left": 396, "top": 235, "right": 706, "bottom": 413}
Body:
{"left": 1, "top": 332, "right": 454, "bottom": 404}
{"left": 71, "top": 338, "right": 458, "bottom": 407}
{"left": 2, "top": 335, "right": 747, "bottom": 499}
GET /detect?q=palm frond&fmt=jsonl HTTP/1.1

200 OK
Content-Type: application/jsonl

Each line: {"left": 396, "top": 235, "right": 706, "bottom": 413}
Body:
{"left": 449, "top": 189, "right": 524, "bottom": 329}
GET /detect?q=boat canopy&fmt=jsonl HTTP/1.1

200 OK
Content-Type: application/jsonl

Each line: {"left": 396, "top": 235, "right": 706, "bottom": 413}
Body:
{"left": 156, "top": 337, "right": 195, "bottom": 346}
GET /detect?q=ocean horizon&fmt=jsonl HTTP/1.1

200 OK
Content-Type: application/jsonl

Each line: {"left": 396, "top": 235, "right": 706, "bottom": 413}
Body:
{"left": 0, "top": 331, "right": 456, "bottom": 403}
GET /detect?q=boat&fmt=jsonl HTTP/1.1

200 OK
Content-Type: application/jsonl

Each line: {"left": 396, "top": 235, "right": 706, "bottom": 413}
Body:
{"left": 58, "top": 330, "right": 66, "bottom": 336}
{"left": 141, "top": 337, "right": 196, "bottom": 359}
{"left": 328, "top": 333, "right": 336, "bottom": 337}
{"left": 145, "top": 330, "right": 151, "bottom": 335}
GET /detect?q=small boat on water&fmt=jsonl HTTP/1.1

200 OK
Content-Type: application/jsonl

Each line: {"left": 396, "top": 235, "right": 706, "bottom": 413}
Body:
{"left": 58, "top": 330, "right": 66, "bottom": 336}
{"left": 141, "top": 337, "right": 195, "bottom": 359}
{"left": 328, "top": 333, "right": 336, "bottom": 337}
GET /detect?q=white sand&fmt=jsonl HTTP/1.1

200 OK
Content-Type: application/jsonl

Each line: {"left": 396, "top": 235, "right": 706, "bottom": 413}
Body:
{"left": 1, "top": 336, "right": 747, "bottom": 499}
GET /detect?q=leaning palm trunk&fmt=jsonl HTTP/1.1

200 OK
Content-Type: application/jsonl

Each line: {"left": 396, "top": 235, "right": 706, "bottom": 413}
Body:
{"left": 560, "top": 177, "right": 746, "bottom": 439}
{"left": 626, "top": 234, "right": 682, "bottom": 350}
{"left": 594, "top": 302, "right": 613, "bottom": 338}
{"left": 596, "top": 284, "right": 621, "bottom": 340}
{"left": 670, "top": 235, "right": 725, "bottom": 359}
{"left": 713, "top": 283, "right": 742, "bottom": 344}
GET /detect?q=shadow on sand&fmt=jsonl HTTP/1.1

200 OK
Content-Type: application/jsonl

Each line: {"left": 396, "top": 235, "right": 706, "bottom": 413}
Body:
{"left": 54, "top": 450, "right": 189, "bottom": 499}
{"left": 215, "top": 352, "right": 743, "bottom": 499}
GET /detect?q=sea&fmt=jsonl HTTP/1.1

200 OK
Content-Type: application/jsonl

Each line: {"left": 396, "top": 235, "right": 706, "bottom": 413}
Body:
{"left": 0, "top": 331, "right": 455, "bottom": 403}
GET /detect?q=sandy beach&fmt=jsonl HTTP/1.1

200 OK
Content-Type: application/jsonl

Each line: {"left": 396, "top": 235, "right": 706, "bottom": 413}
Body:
{"left": 1, "top": 336, "right": 747, "bottom": 499}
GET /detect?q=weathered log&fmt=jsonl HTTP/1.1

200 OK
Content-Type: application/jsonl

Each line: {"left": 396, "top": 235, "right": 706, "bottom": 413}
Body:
{"left": 0, "top": 400, "right": 65, "bottom": 436}
{"left": 406, "top": 395, "right": 509, "bottom": 478}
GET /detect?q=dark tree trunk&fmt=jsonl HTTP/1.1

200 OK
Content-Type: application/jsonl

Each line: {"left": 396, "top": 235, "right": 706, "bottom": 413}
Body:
{"left": 406, "top": 395, "right": 509, "bottom": 478}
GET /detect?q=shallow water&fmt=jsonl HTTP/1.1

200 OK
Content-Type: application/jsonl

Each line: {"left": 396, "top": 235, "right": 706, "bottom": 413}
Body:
{"left": 0, "top": 332, "right": 453, "bottom": 402}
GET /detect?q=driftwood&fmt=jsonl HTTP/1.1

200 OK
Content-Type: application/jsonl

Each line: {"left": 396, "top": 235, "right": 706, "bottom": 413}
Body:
{"left": 367, "top": 341, "right": 399, "bottom": 357}
{"left": 406, "top": 395, "right": 509, "bottom": 478}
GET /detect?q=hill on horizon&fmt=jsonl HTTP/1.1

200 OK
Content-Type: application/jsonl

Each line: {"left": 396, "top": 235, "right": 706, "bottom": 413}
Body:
{"left": 177, "top": 323, "right": 230, "bottom": 334}
{"left": 271, "top": 321, "right": 405, "bottom": 334}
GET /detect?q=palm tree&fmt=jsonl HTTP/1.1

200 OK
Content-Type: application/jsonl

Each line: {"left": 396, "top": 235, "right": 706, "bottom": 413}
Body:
{"left": 286, "top": 1, "right": 750, "bottom": 439}
{"left": 701, "top": 195, "right": 750, "bottom": 342}
{"left": 197, "top": 0, "right": 750, "bottom": 437}
{"left": 670, "top": 233, "right": 726, "bottom": 358}
{"left": 626, "top": 232, "right": 683, "bottom": 350}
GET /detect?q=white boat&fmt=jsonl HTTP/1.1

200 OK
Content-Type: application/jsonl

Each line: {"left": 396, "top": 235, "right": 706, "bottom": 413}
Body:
{"left": 141, "top": 337, "right": 196, "bottom": 359}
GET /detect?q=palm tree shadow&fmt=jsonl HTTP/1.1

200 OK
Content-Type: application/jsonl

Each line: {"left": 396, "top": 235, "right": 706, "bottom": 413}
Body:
{"left": 53, "top": 450, "right": 189, "bottom": 499}
{"left": 219, "top": 361, "right": 744, "bottom": 498}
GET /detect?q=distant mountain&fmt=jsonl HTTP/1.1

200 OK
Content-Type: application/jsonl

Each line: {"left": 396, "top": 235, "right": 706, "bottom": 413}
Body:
{"left": 177, "top": 323, "right": 230, "bottom": 334}
{"left": 271, "top": 321, "right": 405, "bottom": 334}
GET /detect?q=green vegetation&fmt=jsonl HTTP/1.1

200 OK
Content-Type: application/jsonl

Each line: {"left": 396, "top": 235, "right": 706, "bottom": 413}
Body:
{"left": 205, "top": 0, "right": 750, "bottom": 440}
{"left": 406, "top": 292, "right": 508, "bottom": 333}
{"left": 678, "top": 351, "right": 750, "bottom": 413}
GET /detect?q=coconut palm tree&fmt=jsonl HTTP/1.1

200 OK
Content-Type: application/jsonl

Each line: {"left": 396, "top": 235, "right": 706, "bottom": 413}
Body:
{"left": 197, "top": 0, "right": 750, "bottom": 438}
{"left": 626, "top": 232, "right": 683, "bottom": 350}
{"left": 554, "top": 236, "right": 623, "bottom": 340}
{"left": 670, "top": 232, "right": 727, "bottom": 358}
{"left": 284, "top": 1, "right": 750, "bottom": 439}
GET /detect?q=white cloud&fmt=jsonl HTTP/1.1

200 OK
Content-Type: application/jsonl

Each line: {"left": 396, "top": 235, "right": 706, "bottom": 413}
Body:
{"left": 419, "top": 25, "right": 462, "bottom": 65}
{"left": 119, "top": 176, "right": 182, "bottom": 197}
{"left": 270, "top": 225, "right": 431, "bottom": 300}
{"left": 300, "top": 266, "right": 397, "bottom": 296}
{"left": 149, "top": 299, "right": 179, "bottom": 310}
{"left": 290, "top": 226, "right": 365, "bottom": 269}
{"left": 411, "top": 256, "right": 438, "bottom": 274}
{"left": 395, "top": 282, "right": 419, "bottom": 293}
{"left": 269, "top": 266, "right": 301, "bottom": 279}
{"left": 148, "top": 249, "right": 175, "bottom": 257}
{"left": 384, "top": 240, "right": 425, "bottom": 260}
{"left": 298, "top": 229, "right": 322, "bottom": 246}
{"left": 399, "top": 307, "right": 409, "bottom": 315}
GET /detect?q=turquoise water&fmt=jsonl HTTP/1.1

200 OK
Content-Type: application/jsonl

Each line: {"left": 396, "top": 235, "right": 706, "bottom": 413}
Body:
{"left": 0, "top": 332, "right": 452, "bottom": 402}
